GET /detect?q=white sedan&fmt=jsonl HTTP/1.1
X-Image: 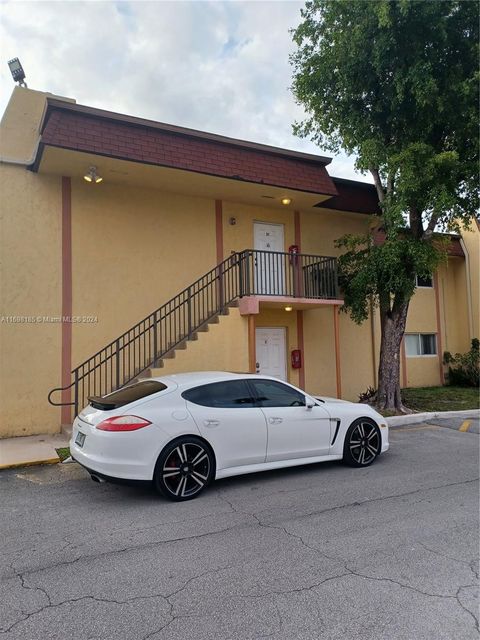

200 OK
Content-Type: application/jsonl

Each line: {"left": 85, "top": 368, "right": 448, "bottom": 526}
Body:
{"left": 70, "top": 371, "right": 389, "bottom": 501}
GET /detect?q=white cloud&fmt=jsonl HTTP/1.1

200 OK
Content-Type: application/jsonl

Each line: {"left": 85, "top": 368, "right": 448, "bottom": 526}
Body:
{"left": 0, "top": 0, "right": 371, "bottom": 182}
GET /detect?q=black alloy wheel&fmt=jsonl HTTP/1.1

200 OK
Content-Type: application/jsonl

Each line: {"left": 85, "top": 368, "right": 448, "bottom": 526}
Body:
{"left": 343, "top": 419, "right": 381, "bottom": 467}
{"left": 154, "top": 437, "right": 214, "bottom": 501}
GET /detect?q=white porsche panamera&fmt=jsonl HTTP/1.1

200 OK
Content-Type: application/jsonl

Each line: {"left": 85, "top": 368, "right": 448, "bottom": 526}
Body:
{"left": 70, "top": 371, "right": 389, "bottom": 501}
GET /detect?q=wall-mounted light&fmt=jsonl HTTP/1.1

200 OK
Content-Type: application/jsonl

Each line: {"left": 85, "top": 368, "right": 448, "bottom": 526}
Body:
{"left": 229, "top": 217, "right": 236, "bottom": 225}
{"left": 284, "top": 306, "right": 293, "bottom": 312}
{"left": 8, "top": 58, "right": 27, "bottom": 87}
{"left": 83, "top": 166, "right": 103, "bottom": 184}
{"left": 281, "top": 197, "right": 292, "bottom": 206}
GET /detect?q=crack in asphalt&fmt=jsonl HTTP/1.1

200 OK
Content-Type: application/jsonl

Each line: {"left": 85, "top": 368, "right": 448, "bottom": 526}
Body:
{"left": 1, "top": 563, "right": 233, "bottom": 637}
{"left": 219, "top": 486, "right": 480, "bottom": 633}
{"left": 5, "top": 523, "right": 244, "bottom": 585}
{"left": 239, "top": 476, "right": 480, "bottom": 524}
{"left": 416, "top": 541, "right": 480, "bottom": 581}
{"left": 455, "top": 584, "right": 480, "bottom": 634}
{"left": 2, "top": 476, "right": 478, "bottom": 637}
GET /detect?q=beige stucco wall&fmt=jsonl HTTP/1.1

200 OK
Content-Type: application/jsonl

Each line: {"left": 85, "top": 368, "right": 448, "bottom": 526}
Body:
{"left": 303, "top": 307, "right": 337, "bottom": 398}
{"left": 438, "top": 259, "right": 470, "bottom": 356}
{"left": 0, "top": 86, "right": 74, "bottom": 162}
{"left": 339, "top": 311, "right": 376, "bottom": 401}
{"left": 406, "top": 287, "right": 437, "bottom": 334}
{"left": 0, "top": 166, "right": 62, "bottom": 436}
{"left": 405, "top": 356, "right": 440, "bottom": 388}
{"left": 300, "top": 208, "right": 369, "bottom": 256}
{"left": 70, "top": 180, "right": 217, "bottom": 367}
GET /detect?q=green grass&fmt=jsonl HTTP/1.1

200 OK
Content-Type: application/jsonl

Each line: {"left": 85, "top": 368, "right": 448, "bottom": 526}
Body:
{"left": 401, "top": 386, "right": 479, "bottom": 413}
{"left": 55, "top": 447, "right": 71, "bottom": 462}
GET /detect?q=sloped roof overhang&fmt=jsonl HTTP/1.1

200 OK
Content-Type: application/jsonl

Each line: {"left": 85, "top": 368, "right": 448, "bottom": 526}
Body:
{"left": 32, "top": 99, "right": 337, "bottom": 198}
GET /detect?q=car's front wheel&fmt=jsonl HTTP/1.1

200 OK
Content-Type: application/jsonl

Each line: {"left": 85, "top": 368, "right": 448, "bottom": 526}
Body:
{"left": 343, "top": 418, "right": 381, "bottom": 467}
{"left": 154, "top": 436, "right": 214, "bottom": 501}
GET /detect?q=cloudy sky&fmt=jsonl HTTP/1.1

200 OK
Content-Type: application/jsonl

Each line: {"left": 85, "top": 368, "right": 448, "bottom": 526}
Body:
{"left": 0, "top": 0, "right": 370, "bottom": 181}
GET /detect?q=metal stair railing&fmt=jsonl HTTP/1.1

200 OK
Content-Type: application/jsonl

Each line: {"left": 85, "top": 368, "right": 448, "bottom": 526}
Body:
{"left": 48, "top": 250, "right": 339, "bottom": 416}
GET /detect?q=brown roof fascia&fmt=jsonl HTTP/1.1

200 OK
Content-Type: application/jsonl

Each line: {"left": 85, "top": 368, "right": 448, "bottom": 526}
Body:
{"left": 317, "top": 177, "right": 381, "bottom": 215}
{"left": 42, "top": 98, "right": 333, "bottom": 166}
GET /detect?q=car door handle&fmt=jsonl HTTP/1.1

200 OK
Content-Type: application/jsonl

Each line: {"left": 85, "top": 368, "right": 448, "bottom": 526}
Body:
{"left": 204, "top": 419, "right": 220, "bottom": 427}
{"left": 268, "top": 417, "right": 283, "bottom": 424}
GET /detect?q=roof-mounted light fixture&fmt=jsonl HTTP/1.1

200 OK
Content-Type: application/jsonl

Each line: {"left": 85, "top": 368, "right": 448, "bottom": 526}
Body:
{"left": 281, "top": 197, "right": 292, "bottom": 206}
{"left": 83, "top": 166, "right": 103, "bottom": 184}
{"left": 8, "top": 58, "right": 27, "bottom": 87}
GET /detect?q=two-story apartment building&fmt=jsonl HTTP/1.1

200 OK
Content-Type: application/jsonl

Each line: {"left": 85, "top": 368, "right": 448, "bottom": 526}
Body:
{"left": 1, "top": 87, "right": 478, "bottom": 438}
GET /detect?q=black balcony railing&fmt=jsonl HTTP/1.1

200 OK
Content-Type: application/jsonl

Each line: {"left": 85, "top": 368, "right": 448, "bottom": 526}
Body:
{"left": 48, "top": 249, "right": 339, "bottom": 416}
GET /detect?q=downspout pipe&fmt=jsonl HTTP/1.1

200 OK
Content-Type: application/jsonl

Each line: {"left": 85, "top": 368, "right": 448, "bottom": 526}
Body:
{"left": 459, "top": 237, "right": 474, "bottom": 341}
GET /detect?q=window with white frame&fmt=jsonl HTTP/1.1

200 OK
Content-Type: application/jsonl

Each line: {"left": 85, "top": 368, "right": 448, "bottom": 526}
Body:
{"left": 405, "top": 333, "right": 437, "bottom": 356}
{"left": 415, "top": 274, "right": 433, "bottom": 288}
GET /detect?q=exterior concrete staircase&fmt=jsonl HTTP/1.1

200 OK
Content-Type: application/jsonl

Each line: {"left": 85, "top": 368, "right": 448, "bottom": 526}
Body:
{"left": 48, "top": 249, "right": 338, "bottom": 418}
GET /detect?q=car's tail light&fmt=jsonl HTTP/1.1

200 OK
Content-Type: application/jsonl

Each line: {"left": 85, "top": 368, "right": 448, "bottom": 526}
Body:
{"left": 96, "top": 415, "right": 152, "bottom": 432}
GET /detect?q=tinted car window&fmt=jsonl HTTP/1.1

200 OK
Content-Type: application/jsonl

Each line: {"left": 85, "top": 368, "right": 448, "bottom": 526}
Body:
{"left": 183, "top": 380, "right": 255, "bottom": 408}
{"left": 250, "top": 379, "right": 306, "bottom": 408}
{"left": 89, "top": 380, "right": 167, "bottom": 410}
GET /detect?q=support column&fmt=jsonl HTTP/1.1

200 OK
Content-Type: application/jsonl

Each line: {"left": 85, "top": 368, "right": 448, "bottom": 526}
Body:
{"left": 333, "top": 305, "right": 342, "bottom": 398}
{"left": 401, "top": 337, "right": 407, "bottom": 388}
{"left": 296, "top": 310, "right": 305, "bottom": 389}
{"left": 215, "top": 200, "right": 223, "bottom": 264}
{"left": 61, "top": 177, "right": 72, "bottom": 425}
{"left": 248, "top": 315, "right": 256, "bottom": 373}
{"left": 433, "top": 272, "right": 444, "bottom": 385}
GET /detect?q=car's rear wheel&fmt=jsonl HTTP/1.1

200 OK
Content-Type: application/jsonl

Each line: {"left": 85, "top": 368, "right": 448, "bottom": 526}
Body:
{"left": 154, "top": 436, "right": 214, "bottom": 501}
{"left": 343, "top": 418, "right": 381, "bottom": 467}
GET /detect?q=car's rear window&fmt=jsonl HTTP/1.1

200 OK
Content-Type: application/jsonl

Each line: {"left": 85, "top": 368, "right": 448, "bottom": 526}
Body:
{"left": 88, "top": 381, "right": 167, "bottom": 410}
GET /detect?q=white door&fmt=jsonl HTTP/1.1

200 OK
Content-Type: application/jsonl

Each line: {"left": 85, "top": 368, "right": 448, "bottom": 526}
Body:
{"left": 255, "top": 327, "right": 287, "bottom": 381}
{"left": 185, "top": 379, "right": 267, "bottom": 468}
{"left": 254, "top": 222, "right": 285, "bottom": 294}
{"left": 248, "top": 378, "right": 332, "bottom": 462}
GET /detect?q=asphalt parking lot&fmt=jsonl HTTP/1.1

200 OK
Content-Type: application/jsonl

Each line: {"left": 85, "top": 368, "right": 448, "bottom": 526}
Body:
{"left": 1, "top": 417, "right": 478, "bottom": 640}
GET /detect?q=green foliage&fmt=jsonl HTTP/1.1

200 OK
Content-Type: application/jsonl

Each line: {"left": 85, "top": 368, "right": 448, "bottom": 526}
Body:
{"left": 443, "top": 339, "right": 480, "bottom": 387}
{"left": 291, "top": 0, "right": 479, "bottom": 322}
{"left": 335, "top": 230, "right": 442, "bottom": 323}
{"left": 358, "top": 386, "right": 377, "bottom": 403}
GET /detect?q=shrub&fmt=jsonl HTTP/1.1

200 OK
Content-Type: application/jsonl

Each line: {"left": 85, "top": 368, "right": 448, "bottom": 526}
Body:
{"left": 443, "top": 338, "right": 479, "bottom": 387}
{"left": 358, "top": 386, "right": 377, "bottom": 403}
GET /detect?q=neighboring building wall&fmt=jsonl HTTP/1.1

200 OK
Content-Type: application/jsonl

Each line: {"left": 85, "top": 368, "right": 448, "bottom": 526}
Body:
{"left": 460, "top": 222, "right": 480, "bottom": 342}
{"left": 439, "top": 259, "right": 470, "bottom": 356}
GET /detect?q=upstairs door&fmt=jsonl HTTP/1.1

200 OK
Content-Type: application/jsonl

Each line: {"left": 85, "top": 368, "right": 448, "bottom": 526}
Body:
{"left": 255, "top": 327, "right": 287, "bottom": 381}
{"left": 254, "top": 222, "right": 285, "bottom": 295}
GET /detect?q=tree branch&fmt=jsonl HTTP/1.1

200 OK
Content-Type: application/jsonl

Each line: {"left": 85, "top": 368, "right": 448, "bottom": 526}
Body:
{"left": 409, "top": 205, "right": 424, "bottom": 239}
{"left": 424, "top": 212, "right": 440, "bottom": 237}
{"left": 387, "top": 171, "right": 394, "bottom": 196}
{"left": 369, "top": 166, "right": 385, "bottom": 204}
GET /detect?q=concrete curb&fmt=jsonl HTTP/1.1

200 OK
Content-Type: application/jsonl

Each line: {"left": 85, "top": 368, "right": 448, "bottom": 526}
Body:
{"left": 387, "top": 408, "right": 479, "bottom": 427}
{"left": 0, "top": 457, "right": 60, "bottom": 471}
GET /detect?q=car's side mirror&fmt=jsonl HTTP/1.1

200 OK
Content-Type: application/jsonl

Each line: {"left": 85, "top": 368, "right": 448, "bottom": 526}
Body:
{"left": 305, "top": 398, "right": 315, "bottom": 410}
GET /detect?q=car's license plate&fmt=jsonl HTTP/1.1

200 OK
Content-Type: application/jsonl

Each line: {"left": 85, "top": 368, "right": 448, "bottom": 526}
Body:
{"left": 75, "top": 431, "right": 86, "bottom": 448}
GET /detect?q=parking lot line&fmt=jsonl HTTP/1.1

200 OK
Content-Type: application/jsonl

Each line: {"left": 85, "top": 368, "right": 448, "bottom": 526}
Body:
{"left": 459, "top": 420, "right": 472, "bottom": 432}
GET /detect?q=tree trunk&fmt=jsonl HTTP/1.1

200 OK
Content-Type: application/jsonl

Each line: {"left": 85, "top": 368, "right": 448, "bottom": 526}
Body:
{"left": 377, "top": 301, "right": 409, "bottom": 412}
